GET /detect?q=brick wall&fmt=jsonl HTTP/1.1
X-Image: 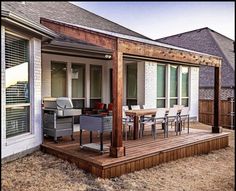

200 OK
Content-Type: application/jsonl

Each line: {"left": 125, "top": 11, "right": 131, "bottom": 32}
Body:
{"left": 144, "top": 62, "right": 157, "bottom": 108}
{"left": 199, "top": 88, "right": 235, "bottom": 100}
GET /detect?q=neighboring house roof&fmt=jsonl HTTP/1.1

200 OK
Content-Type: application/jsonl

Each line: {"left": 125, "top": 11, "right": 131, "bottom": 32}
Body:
{"left": 157, "top": 27, "right": 235, "bottom": 88}
{"left": 1, "top": 1, "right": 149, "bottom": 39}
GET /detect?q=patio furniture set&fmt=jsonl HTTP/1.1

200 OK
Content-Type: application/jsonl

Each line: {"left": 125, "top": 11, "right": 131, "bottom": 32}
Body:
{"left": 42, "top": 97, "right": 190, "bottom": 153}
{"left": 123, "top": 105, "right": 190, "bottom": 140}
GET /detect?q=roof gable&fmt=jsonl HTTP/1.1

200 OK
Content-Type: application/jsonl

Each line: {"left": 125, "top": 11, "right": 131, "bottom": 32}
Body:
{"left": 1, "top": 1, "right": 149, "bottom": 39}
{"left": 157, "top": 28, "right": 235, "bottom": 88}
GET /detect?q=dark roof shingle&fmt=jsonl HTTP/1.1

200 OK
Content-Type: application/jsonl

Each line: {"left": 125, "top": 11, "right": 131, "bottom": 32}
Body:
{"left": 157, "top": 27, "right": 235, "bottom": 88}
{"left": 1, "top": 1, "right": 149, "bottom": 39}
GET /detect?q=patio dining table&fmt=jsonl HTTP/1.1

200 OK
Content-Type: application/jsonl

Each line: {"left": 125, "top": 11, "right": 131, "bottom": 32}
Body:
{"left": 125, "top": 108, "right": 182, "bottom": 140}
{"left": 125, "top": 108, "right": 163, "bottom": 140}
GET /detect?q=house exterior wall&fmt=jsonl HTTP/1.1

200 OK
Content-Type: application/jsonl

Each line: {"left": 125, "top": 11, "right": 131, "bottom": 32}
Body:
{"left": 1, "top": 26, "right": 42, "bottom": 160}
{"left": 199, "top": 87, "right": 234, "bottom": 100}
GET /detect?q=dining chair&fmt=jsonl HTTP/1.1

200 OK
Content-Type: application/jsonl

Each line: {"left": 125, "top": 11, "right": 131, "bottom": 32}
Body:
{"left": 179, "top": 107, "right": 190, "bottom": 133}
{"left": 166, "top": 107, "right": 179, "bottom": 135}
{"left": 173, "top": 105, "right": 184, "bottom": 110}
{"left": 141, "top": 108, "right": 167, "bottom": 139}
{"left": 122, "top": 106, "right": 133, "bottom": 140}
{"left": 131, "top": 105, "right": 141, "bottom": 110}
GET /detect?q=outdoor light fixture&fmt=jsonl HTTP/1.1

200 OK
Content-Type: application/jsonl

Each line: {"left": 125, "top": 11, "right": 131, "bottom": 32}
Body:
{"left": 105, "top": 54, "right": 112, "bottom": 59}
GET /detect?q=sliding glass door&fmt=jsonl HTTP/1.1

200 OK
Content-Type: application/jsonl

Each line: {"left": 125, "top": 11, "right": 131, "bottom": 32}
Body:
{"left": 90, "top": 65, "right": 102, "bottom": 108}
{"left": 51, "top": 62, "right": 67, "bottom": 97}
{"left": 126, "top": 64, "right": 137, "bottom": 107}
{"left": 72, "top": 63, "right": 85, "bottom": 109}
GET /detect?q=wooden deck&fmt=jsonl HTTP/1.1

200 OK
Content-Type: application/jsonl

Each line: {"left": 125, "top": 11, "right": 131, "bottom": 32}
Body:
{"left": 41, "top": 126, "right": 229, "bottom": 178}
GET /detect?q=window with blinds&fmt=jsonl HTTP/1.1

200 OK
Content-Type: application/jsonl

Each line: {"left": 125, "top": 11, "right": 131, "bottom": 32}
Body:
{"left": 5, "top": 32, "right": 30, "bottom": 138}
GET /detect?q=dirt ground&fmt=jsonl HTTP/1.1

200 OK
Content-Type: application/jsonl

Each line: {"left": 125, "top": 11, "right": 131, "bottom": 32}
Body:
{"left": 1, "top": 122, "right": 235, "bottom": 191}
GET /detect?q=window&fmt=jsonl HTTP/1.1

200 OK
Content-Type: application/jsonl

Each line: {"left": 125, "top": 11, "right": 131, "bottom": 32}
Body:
{"left": 170, "top": 65, "right": 178, "bottom": 107}
{"left": 5, "top": 32, "right": 30, "bottom": 138}
{"left": 90, "top": 65, "right": 102, "bottom": 107}
{"left": 51, "top": 62, "right": 67, "bottom": 97}
{"left": 126, "top": 64, "right": 137, "bottom": 107}
{"left": 72, "top": 64, "right": 85, "bottom": 109}
{"left": 156, "top": 65, "right": 166, "bottom": 108}
{"left": 181, "top": 67, "right": 189, "bottom": 106}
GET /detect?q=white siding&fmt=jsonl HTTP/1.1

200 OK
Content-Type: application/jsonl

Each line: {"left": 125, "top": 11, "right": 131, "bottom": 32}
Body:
{"left": 1, "top": 33, "right": 42, "bottom": 159}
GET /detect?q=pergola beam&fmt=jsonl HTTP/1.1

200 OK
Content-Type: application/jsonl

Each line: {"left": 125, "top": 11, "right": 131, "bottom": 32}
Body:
{"left": 118, "top": 39, "right": 221, "bottom": 67}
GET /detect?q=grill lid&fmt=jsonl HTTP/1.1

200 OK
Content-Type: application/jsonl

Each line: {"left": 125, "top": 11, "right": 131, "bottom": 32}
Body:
{"left": 56, "top": 97, "right": 73, "bottom": 109}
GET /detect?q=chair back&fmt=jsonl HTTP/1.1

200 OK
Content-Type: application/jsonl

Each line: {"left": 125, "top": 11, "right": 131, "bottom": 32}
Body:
{"left": 173, "top": 105, "right": 184, "bottom": 110}
{"left": 122, "top": 106, "right": 129, "bottom": 111}
{"left": 167, "top": 107, "right": 178, "bottom": 117}
{"left": 143, "top": 105, "right": 156, "bottom": 109}
{"left": 155, "top": 108, "right": 167, "bottom": 119}
{"left": 180, "top": 107, "right": 190, "bottom": 116}
{"left": 122, "top": 106, "right": 129, "bottom": 118}
{"left": 142, "top": 105, "right": 148, "bottom": 109}
{"left": 108, "top": 103, "right": 113, "bottom": 111}
{"left": 131, "top": 105, "right": 140, "bottom": 110}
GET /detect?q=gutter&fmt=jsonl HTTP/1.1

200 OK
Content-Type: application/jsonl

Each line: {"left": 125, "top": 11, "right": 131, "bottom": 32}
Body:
{"left": 1, "top": 10, "right": 58, "bottom": 39}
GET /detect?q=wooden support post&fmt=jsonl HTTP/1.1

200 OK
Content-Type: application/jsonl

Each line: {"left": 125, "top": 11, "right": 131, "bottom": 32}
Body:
{"left": 110, "top": 50, "right": 125, "bottom": 157}
{"left": 212, "top": 66, "right": 221, "bottom": 133}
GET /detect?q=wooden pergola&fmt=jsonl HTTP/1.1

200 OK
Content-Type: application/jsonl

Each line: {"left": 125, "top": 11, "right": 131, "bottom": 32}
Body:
{"left": 41, "top": 18, "right": 222, "bottom": 158}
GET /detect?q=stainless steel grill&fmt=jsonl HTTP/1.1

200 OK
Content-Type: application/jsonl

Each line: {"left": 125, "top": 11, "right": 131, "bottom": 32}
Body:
{"left": 43, "top": 97, "right": 81, "bottom": 142}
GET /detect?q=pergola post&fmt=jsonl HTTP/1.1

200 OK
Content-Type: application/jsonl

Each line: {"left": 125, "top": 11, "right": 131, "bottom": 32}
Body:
{"left": 110, "top": 50, "right": 125, "bottom": 157}
{"left": 212, "top": 66, "right": 221, "bottom": 133}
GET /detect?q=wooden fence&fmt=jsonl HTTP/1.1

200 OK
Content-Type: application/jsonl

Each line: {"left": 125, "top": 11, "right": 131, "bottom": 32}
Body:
{"left": 199, "top": 98, "right": 235, "bottom": 129}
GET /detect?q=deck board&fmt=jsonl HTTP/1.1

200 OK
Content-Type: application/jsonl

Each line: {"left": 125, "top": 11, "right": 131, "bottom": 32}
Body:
{"left": 41, "top": 127, "right": 229, "bottom": 178}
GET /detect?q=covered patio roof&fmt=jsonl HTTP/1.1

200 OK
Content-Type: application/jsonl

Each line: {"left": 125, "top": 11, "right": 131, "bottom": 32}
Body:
{"left": 41, "top": 17, "right": 221, "bottom": 67}
{"left": 40, "top": 17, "right": 222, "bottom": 158}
